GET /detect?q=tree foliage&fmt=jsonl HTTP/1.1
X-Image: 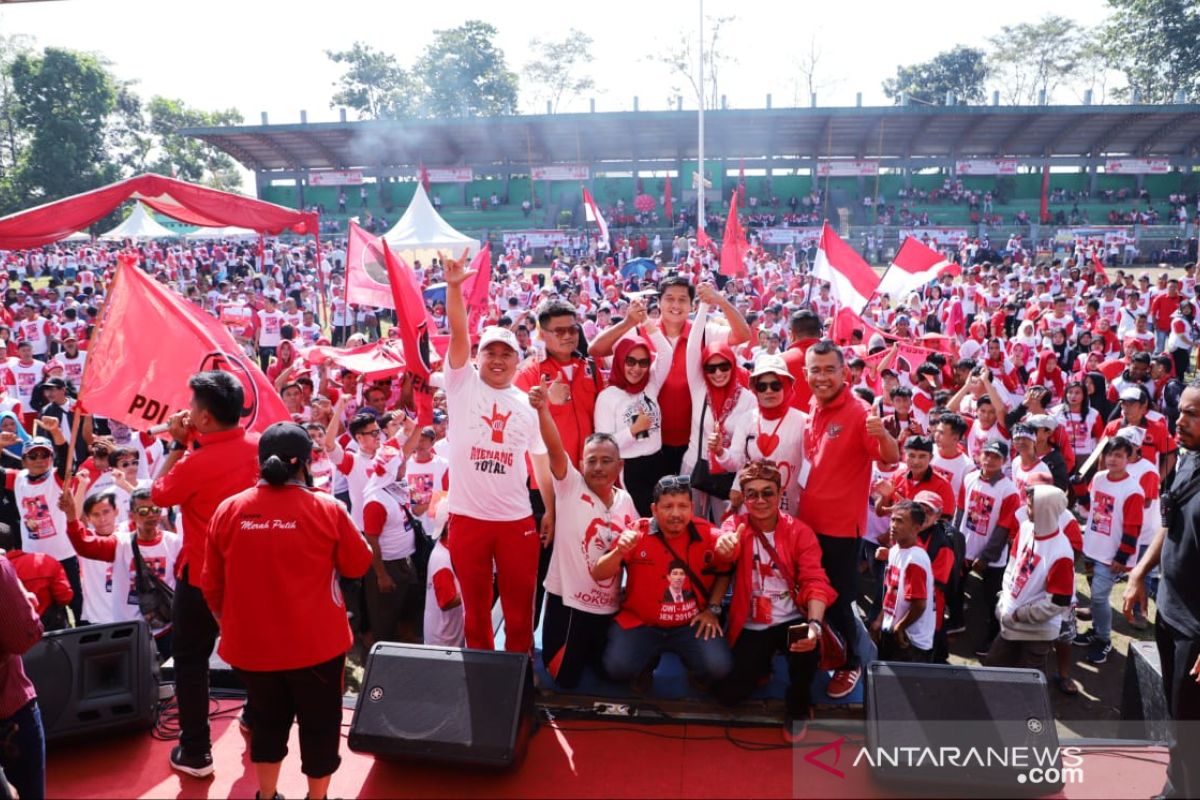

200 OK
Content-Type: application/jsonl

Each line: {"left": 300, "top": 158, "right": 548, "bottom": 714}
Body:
{"left": 987, "top": 16, "right": 1083, "bottom": 105}
{"left": 882, "top": 46, "right": 989, "bottom": 105}
{"left": 10, "top": 47, "right": 118, "bottom": 203}
{"left": 145, "top": 97, "right": 243, "bottom": 190}
{"left": 414, "top": 21, "right": 519, "bottom": 117}
{"left": 1103, "top": 0, "right": 1200, "bottom": 103}
{"left": 326, "top": 42, "right": 418, "bottom": 119}
{"left": 522, "top": 28, "right": 595, "bottom": 113}
{"left": 649, "top": 15, "right": 737, "bottom": 110}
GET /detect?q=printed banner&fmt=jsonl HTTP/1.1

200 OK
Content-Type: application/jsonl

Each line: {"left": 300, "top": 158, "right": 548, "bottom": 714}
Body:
{"left": 502, "top": 230, "right": 578, "bottom": 249}
{"left": 426, "top": 167, "right": 474, "bottom": 183}
{"left": 955, "top": 159, "right": 1019, "bottom": 175}
{"left": 1105, "top": 158, "right": 1170, "bottom": 175}
{"left": 898, "top": 228, "right": 969, "bottom": 247}
{"left": 308, "top": 170, "right": 364, "bottom": 186}
{"left": 758, "top": 228, "right": 822, "bottom": 248}
{"left": 532, "top": 164, "right": 590, "bottom": 181}
{"left": 1056, "top": 227, "right": 1135, "bottom": 246}
{"left": 816, "top": 160, "right": 879, "bottom": 177}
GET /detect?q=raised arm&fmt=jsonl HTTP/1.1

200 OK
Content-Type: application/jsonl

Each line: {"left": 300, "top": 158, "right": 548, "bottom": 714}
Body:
{"left": 443, "top": 248, "right": 476, "bottom": 370}
{"left": 588, "top": 299, "right": 648, "bottom": 359}
{"left": 529, "top": 375, "right": 568, "bottom": 480}
{"left": 696, "top": 282, "right": 751, "bottom": 345}
{"left": 685, "top": 301, "right": 711, "bottom": 391}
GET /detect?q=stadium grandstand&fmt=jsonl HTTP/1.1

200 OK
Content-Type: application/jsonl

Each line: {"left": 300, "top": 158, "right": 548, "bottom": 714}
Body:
{"left": 184, "top": 102, "right": 1200, "bottom": 262}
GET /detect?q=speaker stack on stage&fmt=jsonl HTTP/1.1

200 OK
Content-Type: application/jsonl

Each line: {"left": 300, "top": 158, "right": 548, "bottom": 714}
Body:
{"left": 348, "top": 643, "right": 534, "bottom": 768}
{"left": 21, "top": 620, "right": 160, "bottom": 744}
{"left": 865, "top": 662, "right": 1062, "bottom": 797}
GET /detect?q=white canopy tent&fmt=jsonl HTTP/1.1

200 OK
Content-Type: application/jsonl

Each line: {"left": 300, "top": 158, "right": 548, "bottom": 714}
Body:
{"left": 183, "top": 225, "right": 258, "bottom": 240}
{"left": 97, "top": 203, "right": 178, "bottom": 241}
{"left": 382, "top": 183, "right": 479, "bottom": 266}
{"left": 61, "top": 230, "right": 92, "bottom": 242}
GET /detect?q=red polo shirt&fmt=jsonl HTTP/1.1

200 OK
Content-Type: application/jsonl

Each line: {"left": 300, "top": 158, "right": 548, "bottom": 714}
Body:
{"left": 151, "top": 427, "right": 260, "bottom": 580}
{"left": 614, "top": 517, "right": 729, "bottom": 629}
{"left": 801, "top": 386, "right": 886, "bottom": 538}
{"left": 658, "top": 327, "right": 696, "bottom": 448}
{"left": 203, "top": 482, "right": 373, "bottom": 671}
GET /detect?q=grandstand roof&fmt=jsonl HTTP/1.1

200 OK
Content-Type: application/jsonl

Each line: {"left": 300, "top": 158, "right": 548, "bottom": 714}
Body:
{"left": 183, "top": 105, "right": 1200, "bottom": 173}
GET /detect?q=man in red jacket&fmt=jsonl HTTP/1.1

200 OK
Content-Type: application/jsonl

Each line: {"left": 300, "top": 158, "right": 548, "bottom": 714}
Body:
{"left": 712, "top": 461, "right": 835, "bottom": 740}
{"left": 151, "top": 371, "right": 260, "bottom": 778}
{"left": 4, "top": 547, "right": 72, "bottom": 630}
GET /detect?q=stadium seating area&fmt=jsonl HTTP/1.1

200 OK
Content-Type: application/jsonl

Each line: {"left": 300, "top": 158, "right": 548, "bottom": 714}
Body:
{"left": 254, "top": 170, "right": 1195, "bottom": 238}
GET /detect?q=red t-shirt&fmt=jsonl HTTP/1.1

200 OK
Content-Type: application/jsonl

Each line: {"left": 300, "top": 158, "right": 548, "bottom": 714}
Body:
{"left": 614, "top": 518, "right": 729, "bottom": 629}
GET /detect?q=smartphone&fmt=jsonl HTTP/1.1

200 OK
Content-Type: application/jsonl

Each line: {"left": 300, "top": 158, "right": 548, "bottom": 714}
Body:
{"left": 787, "top": 623, "right": 810, "bottom": 648}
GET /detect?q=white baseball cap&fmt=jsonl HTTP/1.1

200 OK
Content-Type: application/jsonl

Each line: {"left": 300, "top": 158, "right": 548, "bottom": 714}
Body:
{"left": 478, "top": 326, "right": 520, "bottom": 353}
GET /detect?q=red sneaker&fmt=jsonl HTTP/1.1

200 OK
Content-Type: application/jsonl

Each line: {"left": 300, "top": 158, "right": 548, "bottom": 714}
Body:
{"left": 826, "top": 666, "right": 861, "bottom": 699}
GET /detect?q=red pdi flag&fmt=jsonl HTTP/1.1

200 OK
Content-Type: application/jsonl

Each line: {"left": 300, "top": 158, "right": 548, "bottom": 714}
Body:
{"left": 461, "top": 243, "right": 492, "bottom": 335}
{"left": 1091, "top": 253, "right": 1109, "bottom": 284}
{"left": 1039, "top": 165, "right": 1050, "bottom": 223}
{"left": 345, "top": 220, "right": 395, "bottom": 309}
{"left": 80, "top": 261, "right": 289, "bottom": 433}
{"left": 664, "top": 173, "right": 673, "bottom": 221}
{"left": 719, "top": 191, "right": 749, "bottom": 277}
{"left": 382, "top": 245, "right": 431, "bottom": 383}
{"left": 419, "top": 162, "right": 431, "bottom": 192}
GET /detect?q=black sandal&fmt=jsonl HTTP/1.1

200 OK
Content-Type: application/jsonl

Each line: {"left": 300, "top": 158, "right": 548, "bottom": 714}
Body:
{"left": 1056, "top": 676, "right": 1080, "bottom": 696}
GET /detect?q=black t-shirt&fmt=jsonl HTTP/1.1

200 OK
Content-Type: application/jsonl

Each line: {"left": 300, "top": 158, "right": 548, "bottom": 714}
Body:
{"left": 1159, "top": 449, "right": 1200, "bottom": 638}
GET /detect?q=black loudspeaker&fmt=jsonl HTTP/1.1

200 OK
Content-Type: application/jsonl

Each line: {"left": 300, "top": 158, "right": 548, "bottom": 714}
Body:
{"left": 22, "top": 620, "right": 159, "bottom": 744}
{"left": 348, "top": 643, "right": 533, "bottom": 768}
{"left": 1121, "top": 640, "right": 1169, "bottom": 742}
{"left": 865, "top": 662, "right": 1062, "bottom": 797}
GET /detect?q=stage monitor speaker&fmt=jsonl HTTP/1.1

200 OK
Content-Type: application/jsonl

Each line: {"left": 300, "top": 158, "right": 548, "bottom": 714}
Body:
{"left": 865, "top": 661, "right": 1061, "bottom": 797}
{"left": 348, "top": 643, "right": 533, "bottom": 768}
{"left": 22, "top": 619, "right": 159, "bottom": 744}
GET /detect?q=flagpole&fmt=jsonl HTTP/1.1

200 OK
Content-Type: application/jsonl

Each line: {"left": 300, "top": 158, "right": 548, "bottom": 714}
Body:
{"left": 696, "top": 0, "right": 705, "bottom": 244}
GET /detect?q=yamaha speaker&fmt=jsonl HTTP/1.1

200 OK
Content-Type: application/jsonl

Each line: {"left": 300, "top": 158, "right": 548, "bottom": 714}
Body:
{"left": 22, "top": 620, "right": 159, "bottom": 744}
{"left": 865, "top": 661, "right": 1061, "bottom": 797}
{"left": 349, "top": 643, "right": 533, "bottom": 768}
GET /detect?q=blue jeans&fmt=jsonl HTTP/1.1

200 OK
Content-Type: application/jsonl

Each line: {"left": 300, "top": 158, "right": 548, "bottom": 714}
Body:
{"left": 603, "top": 622, "right": 732, "bottom": 682}
{"left": 0, "top": 700, "right": 45, "bottom": 800}
{"left": 1089, "top": 559, "right": 1118, "bottom": 643}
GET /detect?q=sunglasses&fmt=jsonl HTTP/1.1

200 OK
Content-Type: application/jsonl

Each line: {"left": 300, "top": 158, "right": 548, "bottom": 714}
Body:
{"left": 754, "top": 380, "right": 784, "bottom": 393}
{"left": 117, "top": 460, "right": 138, "bottom": 468}
{"left": 656, "top": 475, "right": 691, "bottom": 492}
{"left": 134, "top": 506, "right": 162, "bottom": 517}
{"left": 624, "top": 356, "right": 652, "bottom": 369}
{"left": 704, "top": 362, "right": 732, "bottom": 375}
{"left": 358, "top": 429, "right": 383, "bottom": 438}
{"left": 743, "top": 488, "right": 777, "bottom": 501}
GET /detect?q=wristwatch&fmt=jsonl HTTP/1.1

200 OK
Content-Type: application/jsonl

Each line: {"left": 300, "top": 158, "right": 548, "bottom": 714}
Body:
{"left": 708, "top": 600, "right": 725, "bottom": 615}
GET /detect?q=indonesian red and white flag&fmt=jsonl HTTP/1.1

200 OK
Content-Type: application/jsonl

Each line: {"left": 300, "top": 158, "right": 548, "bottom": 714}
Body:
{"left": 876, "top": 236, "right": 961, "bottom": 300}
{"left": 582, "top": 187, "right": 610, "bottom": 246}
{"left": 80, "top": 262, "right": 289, "bottom": 434}
{"left": 811, "top": 222, "right": 879, "bottom": 313}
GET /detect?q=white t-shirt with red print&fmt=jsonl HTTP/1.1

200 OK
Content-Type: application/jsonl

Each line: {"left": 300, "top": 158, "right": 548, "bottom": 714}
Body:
{"left": 444, "top": 362, "right": 546, "bottom": 521}
{"left": 961, "top": 470, "right": 1021, "bottom": 567}
{"left": 1084, "top": 470, "right": 1145, "bottom": 567}
{"left": 998, "top": 521, "right": 1076, "bottom": 640}
{"left": 882, "top": 543, "right": 935, "bottom": 650}
{"left": 543, "top": 463, "right": 637, "bottom": 615}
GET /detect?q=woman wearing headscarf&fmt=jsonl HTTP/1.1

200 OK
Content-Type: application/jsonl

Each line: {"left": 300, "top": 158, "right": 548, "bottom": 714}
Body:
{"left": 593, "top": 322, "right": 672, "bottom": 516}
{"left": 710, "top": 355, "right": 809, "bottom": 516}
{"left": 1031, "top": 350, "right": 1066, "bottom": 403}
{"left": 1165, "top": 299, "right": 1196, "bottom": 382}
{"left": 0, "top": 410, "right": 31, "bottom": 469}
{"left": 682, "top": 301, "right": 756, "bottom": 522}
{"left": 266, "top": 338, "right": 299, "bottom": 384}
{"left": 1084, "top": 370, "right": 1114, "bottom": 423}
{"left": 203, "top": 422, "right": 372, "bottom": 800}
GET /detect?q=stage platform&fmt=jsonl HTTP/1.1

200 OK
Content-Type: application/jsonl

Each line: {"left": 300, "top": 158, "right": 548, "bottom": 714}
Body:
{"left": 46, "top": 699, "right": 1170, "bottom": 799}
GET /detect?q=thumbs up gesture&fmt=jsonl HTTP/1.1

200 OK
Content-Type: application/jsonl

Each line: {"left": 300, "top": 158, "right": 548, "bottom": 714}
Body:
{"left": 715, "top": 522, "right": 746, "bottom": 559}
{"left": 546, "top": 372, "right": 570, "bottom": 405}
{"left": 528, "top": 374, "right": 550, "bottom": 411}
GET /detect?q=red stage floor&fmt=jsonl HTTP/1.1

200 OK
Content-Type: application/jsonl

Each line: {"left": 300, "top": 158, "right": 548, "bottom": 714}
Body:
{"left": 47, "top": 701, "right": 1169, "bottom": 799}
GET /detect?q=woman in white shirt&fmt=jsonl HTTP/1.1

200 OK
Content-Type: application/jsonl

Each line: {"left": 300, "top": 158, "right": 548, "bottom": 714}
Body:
{"left": 593, "top": 324, "right": 672, "bottom": 516}
{"left": 682, "top": 302, "right": 755, "bottom": 522}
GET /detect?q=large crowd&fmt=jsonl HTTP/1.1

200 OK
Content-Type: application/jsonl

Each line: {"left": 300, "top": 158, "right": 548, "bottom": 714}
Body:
{"left": 2, "top": 225, "right": 1200, "bottom": 799}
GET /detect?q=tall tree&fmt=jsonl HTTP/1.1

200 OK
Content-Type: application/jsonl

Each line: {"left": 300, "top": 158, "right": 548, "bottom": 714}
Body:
{"left": 10, "top": 47, "right": 117, "bottom": 203}
{"left": 106, "top": 80, "right": 153, "bottom": 176}
{"left": 522, "top": 28, "right": 595, "bottom": 113}
{"left": 326, "top": 42, "right": 418, "bottom": 119}
{"left": 414, "top": 21, "right": 519, "bottom": 117}
{"left": 0, "top": 34, "right": 32, "bottom": 183}
{"left": 146, "top": 97, "right": 243, "bottom": 190}
{"left": 882, "top": 46, "right": 989, "bottom": 105}
{"left": 649, "top": 15, "right": 737, "bottom": 111}
{"left": 987, "top": 15, "right": 1082, "bottom": 105}
{"left": 1103, "top": 0, "right": 1200, "bottom": 103}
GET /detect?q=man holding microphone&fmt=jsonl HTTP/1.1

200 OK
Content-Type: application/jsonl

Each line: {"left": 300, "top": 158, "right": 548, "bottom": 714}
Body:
{"left": 151, "top": 371, "right": 260, "bottom": 778}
